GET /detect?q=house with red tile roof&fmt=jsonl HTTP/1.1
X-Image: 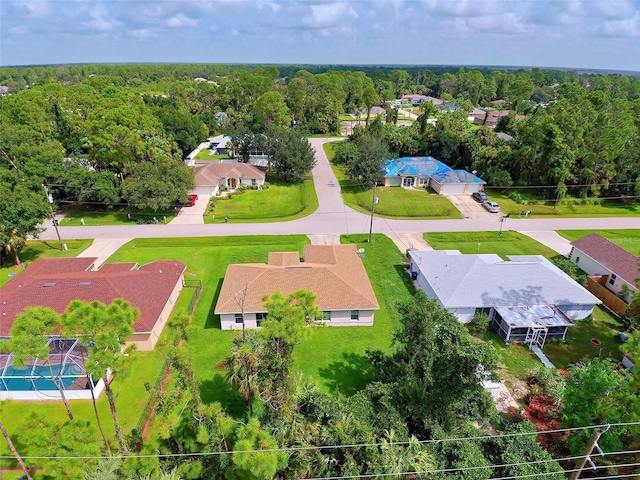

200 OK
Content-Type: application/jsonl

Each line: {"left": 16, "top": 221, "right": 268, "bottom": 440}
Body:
{"left": 0, "top": 257, "right": 187, "bottom": 351}
{"left": 569, "top": 233, "right": 639, "bottom": 303}
{"left": 215, "top": 244, "right": 379, "bottom": 329}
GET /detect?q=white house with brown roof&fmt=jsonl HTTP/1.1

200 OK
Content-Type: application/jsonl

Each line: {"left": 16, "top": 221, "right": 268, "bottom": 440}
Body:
{"left": 215, "top": 244, "right": 379, "bottom": 329}
{"left": 569, "top": 233, "right": 639, "bottom": 302}
{"left": 193, "top": 160, "right": 266, "bottom": 196}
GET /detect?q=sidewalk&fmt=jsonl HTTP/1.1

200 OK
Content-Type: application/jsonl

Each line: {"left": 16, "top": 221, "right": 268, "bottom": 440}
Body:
{"left": 519, "top": 231, "right": 572, "bottom": 256}
{"left": 77, "top": 238, "right": 133, "bottom": 268}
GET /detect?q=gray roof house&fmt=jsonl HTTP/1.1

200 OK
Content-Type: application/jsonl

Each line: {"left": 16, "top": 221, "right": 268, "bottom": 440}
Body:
{"left": 408, "top": 250, "right": 601, "bottom": 348}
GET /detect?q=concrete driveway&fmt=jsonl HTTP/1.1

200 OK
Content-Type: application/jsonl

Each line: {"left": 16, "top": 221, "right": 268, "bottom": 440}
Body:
{"left": 446, "top": 194, "right": 496, "bottom": 219}
{"left": 170, "top": 195, "right": 210, "bottom": 225}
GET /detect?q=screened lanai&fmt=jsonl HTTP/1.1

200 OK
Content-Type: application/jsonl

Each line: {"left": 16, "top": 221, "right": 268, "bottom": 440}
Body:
{"left": 0, "top": 338, "right": 102, "bottom": 400}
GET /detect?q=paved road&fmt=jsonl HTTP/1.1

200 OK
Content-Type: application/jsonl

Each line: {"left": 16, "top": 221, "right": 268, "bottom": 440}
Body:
{"left": 39, "top": 137, "right": 640, "bottom": 241}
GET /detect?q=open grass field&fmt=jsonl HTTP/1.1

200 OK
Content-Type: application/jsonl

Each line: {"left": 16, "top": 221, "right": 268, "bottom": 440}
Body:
{"left": 556, "top": 229, "right": 640, "bottom": 255}
{"left": 60, "top": 204, "right": 175, "bottom": 226}
{"left": 0, "top": 240, "right": 92, "bottom": 287}
{"left": 323, "top": 142, "right": 462, "bottom": 219}
{"left": 203, "top": 179, "right": 318, "bottom": 223}
{"left": 487, "top": 189, "right": 640, "bottom": 218}
{"left": 423, "top": 231, "right": 558, "bottom": 259}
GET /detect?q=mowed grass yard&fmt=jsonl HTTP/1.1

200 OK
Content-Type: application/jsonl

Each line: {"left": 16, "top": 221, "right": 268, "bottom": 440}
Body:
{"left": 486, "top": 189, "right": 640, "bottom": 218}
{"left": 557, "top": 229, "right": 640, "bottom": 255}
{"left": 108, "top": 234, "right": 414, "bottom": 409}
{"left": 423, "top": 231, "right": 558, "bottom": 259}
{"left": 61, "top": 204, "right": 175, "bottom": 226}
{"left": 323, "top": 142, "right": 462, "bottom": 219}
{"left": 204, "top": 179, "right": 318, "bottom": 224}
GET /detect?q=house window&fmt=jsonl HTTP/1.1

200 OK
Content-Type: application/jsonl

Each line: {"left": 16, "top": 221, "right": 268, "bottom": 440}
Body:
{"left": 255, "top": 312, "right": 267, "bottom": 327}
{"left": 320, "top": 311, "right": 331, "bottom": 321}
{"left": 252, "top": 179, "right": 257, "bottom": 186}
{"left": 476, "top": 307, "right": 491, "bottom": 316}
{"left": 235, "top": 314, "right": 243, "bottom": 324}
{"left": 609, "top": 274, "right": 617, "bottom": 285}
{"left": 350, "top": 310, "right": 359, "bottom": 321}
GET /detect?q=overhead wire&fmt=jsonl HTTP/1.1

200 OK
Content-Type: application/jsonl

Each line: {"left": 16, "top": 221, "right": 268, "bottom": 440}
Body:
{"left": 4, "top": 423, "right": 639, "bottom": 460}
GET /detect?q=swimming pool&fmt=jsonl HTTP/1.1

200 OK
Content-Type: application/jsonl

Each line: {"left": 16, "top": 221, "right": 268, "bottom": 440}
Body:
{"left": 2, "top": 363, "right": 85, "bottom": 391}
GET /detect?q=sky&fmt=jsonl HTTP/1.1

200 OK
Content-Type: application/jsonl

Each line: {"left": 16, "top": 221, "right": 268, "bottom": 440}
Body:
{"left": 2, "top": 0, "right": 640, "bottom": 71}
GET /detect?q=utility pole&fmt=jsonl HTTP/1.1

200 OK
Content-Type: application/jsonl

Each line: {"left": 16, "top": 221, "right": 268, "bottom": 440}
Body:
{"left": 368, "top": 182, "right": 377, "bottom": 243}
{"left": 42, "top": 184, "right": 64, "bottom": 251}
{"left": 569, "top": 425, "right": 609, "bottom": 480}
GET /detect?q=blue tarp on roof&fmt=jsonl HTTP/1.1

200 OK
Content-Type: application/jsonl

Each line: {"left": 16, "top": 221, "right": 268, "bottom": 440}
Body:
{"left": 383, "top": 157, "right": 484, "bottom": 184}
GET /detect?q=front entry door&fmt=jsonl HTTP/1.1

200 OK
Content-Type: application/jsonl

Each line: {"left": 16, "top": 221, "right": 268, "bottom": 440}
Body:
{"left": 230, "top": 178, "right": 237, "bottom": 189}
{"left": 403, "top": 177, "right": 414, "bottom": 187}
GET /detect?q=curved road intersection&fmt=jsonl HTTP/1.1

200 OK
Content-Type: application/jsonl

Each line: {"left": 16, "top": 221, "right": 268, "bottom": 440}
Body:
{"left": 40, "top": 138, "right": 640, "bottom": 248}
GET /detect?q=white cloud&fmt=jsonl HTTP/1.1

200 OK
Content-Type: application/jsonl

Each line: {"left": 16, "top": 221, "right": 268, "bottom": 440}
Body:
{"left": 303, "top": 2, "right": 358, "bottom": 28}
{"left": 167, "top": 13, "right": 197, "bottom": 28}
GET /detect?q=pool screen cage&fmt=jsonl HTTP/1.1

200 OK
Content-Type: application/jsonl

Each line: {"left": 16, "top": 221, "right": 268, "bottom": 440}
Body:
{"left": 0, "top": 338, "right": 94, "bottom": 393}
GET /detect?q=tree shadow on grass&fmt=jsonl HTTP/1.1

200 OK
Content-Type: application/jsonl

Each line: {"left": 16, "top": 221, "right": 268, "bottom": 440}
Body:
{"left": 393, "top": 263, "right": 416, "bottom": 294}
{"left": 204, "top": 278, "right": 224, "bottom": 329}
{"left": 318, "top": 352, "right": 373, "bottom": 397}
{"left": 199, "top": 373, "right": 248, "bottom": 418}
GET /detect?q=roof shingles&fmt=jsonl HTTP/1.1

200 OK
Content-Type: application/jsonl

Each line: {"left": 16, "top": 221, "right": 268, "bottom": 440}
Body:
{"left": 571, "top": 233, "right": 640, "bottom": 285}
{"left": 0, "top": 258, "right": 186, "bottom": 336}
{"left": 215, "top": 245, "right": 379, "bottom": 314}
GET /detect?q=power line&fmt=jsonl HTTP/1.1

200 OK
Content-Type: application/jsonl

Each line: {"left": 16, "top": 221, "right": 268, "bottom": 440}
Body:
{"left": 304, "top": 451, "right": 640, "bottom": 480}
{"left": 5, "top": 424, "right": 639, "bottom": 460}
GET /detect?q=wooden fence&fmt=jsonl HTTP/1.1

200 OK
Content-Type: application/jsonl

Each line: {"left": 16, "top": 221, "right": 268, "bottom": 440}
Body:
{"left": 586, "top": 275, "right": 628, "bottom": 314}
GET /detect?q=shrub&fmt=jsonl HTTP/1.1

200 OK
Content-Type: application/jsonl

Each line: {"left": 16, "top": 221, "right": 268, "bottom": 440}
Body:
{"left": 552, "top": 255, "right": 587, "bottom": 286}
{"left": 469, "top": 312, "right": 490, "bottom": 333}
{"left": 508, "top": 191, "right": 524, "bottom": 204}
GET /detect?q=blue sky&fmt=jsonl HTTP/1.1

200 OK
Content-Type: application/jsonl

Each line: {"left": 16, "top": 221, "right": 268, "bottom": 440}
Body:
{"left": 2, "top": 0, "right": 640, "bottom": 71}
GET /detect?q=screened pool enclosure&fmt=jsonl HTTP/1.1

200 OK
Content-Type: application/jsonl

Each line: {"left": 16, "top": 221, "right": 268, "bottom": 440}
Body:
{"left": 0, "top": 338, "right": 104, "bottom": 400}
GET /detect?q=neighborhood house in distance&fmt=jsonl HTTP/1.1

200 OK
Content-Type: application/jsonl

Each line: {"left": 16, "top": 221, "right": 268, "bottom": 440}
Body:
{"left": 383, "top": 156, "right": 485, "bottom": 194}
{"left": 0, "top": 257, "right": 186, "bottom": 399}
{"left": 215, "top": 244, "right": 379, "bottom": 329}
{"left": 408, "top": 250, "right": 601, "bottom": 347}
{"left": 192, "top": 161, "right": 266, "bottom": 196}
{"left": 568, "top": 232, "right": 640, "bottom": 313}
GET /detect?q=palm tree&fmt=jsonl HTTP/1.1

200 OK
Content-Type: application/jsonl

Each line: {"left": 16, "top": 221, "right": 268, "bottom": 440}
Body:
{"left": 218, "top": 331, "right": 261, "bottom": 416}
{"left": 4, "top": 228, "right": 26, "bottom": 267}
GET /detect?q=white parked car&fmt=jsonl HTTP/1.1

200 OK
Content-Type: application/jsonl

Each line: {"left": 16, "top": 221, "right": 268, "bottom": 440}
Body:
{"left": 483, "top": 200, "right": 501, "bottom": 213}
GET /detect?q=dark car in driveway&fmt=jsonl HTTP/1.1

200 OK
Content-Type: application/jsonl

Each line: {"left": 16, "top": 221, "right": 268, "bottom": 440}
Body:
{"left": 472, "top": 192, "right": 488, "bottom": 203}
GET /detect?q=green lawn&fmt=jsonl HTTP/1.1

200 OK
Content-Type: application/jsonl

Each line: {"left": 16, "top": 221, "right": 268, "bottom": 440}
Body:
{"left": 423, "top": 231, "right": 558, "bottom": 259}
{"left": 203, "top": 179, "right": 318, "bottom": 223}
{"left": 556, "top": 229, "right": 640, "bottom": 256}
{"left": 296, "top": 234, "right": 414, "bottom": 394}
{"left": 323, "top": 142, "right": 462, "bottom": 219}
{"left": 193, "top": 149, "right": 231, "bottom": 160}
{"left": 0, "top": 348, "right": 168, "bottom": 469}
{"left": 486, "top": 189, "right": 640, "bottom": 218}
{"left": 544, "top": 306, "right": 625, "bottom": 369}
{"left": 61, "top": 205, "right": 176, "bottom": 226}
{"left": 0, "top": 240, "right": 93, "bottom": 287}
{"left": 108, "top": 234, "right": 412, "bottom": 406}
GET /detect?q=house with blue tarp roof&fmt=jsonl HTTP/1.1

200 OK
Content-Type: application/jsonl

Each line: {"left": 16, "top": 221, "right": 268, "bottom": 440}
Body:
{"left": 383, "top": 157, "right": 485, "bottom": 194}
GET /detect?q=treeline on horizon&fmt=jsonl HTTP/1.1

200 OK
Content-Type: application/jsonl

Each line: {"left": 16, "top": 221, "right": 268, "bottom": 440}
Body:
{"left": 1, "top": 62, "right": 639, "bottom": 219}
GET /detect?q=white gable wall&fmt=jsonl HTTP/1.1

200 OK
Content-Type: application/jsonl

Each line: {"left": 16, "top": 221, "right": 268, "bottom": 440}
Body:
{"left": 569, "top": 246, "right": 636, "bottom": 300}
